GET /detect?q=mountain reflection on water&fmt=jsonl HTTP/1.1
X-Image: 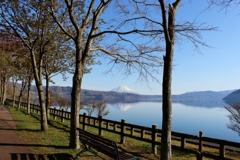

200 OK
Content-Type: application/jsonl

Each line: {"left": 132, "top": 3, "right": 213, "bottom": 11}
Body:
{"left": 109, "top": 99, "right": 229, "bottom": 110}
{"left": 105, "top": 100, "right": 240, "bottom": 142}
{"left": 110, "top": 103, "right": 133, "bottom": 111}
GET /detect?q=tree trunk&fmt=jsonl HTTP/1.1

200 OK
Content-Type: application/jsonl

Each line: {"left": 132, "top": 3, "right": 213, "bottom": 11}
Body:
{"left": 161, "top": 48, "right": 173, "bottom": 160}
{"left": 160, "top": 1, "right": 181, "bottom": 160}
{"left": 69, "top": 41, "right": 87, "bottom": 149}
{"left": 27, "top": 76, "right": 31, "bottom": 114}
{"left": 0, "top": 80, "right": 2, "bottom": 103}
{"left": 30, "top": 50, "right": 48, "bottom": 131}
{"left": 12, "top": 80, "right": 17, "bottom": 108}
{"left": 17, "top": 81, "right": 27, "bottom": 110}
{"left": 2, "top": 79, "right": 7, "bottom": 104}
{"left": 69, "top": 65, "right": 84, "bottom": 149}
{"left": 37, "top": 83, "right": 48, "bottom": 131}
{"left": 1, "top": 78, "right": 8, "bottom": 104}
{"left": 45, "top": 75, "right": 50, "bottom": 122}
{"left": 17, "top": 92, "right": 22, "bottom": 110}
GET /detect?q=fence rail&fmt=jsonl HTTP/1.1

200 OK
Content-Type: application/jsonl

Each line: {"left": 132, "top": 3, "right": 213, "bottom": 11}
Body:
{"left": 5, "top": 98, "right": 240, "bottom": 160}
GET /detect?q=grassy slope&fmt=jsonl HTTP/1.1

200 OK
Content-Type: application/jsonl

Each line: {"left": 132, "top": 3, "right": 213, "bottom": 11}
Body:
{"left": 9, "top": 107, "right": 239, "bottom": 160}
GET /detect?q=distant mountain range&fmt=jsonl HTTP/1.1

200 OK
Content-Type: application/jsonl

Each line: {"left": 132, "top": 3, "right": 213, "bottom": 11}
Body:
{"left": 223, "top": 89, "right": 240, "bottom": 104}
{"left": 32, "top": 85, "right": 235, "bottom": 104}
{"left": 15, "top": 83, "right": 238, "bottom": 105}
{"left": 174, "top": 90, "right": 235, "bottom": 101}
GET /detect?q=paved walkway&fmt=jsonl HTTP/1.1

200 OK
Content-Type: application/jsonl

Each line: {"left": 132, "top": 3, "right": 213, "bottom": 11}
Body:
{"left": 0, "top": 107, "right": 31, "bottom": 160}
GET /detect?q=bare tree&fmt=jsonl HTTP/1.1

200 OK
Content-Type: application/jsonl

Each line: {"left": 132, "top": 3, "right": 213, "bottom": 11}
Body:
{"left": 82, "top": 100, "right": 109, "bottom": 117}
{"left": 114, "top": 1, "right": 217, "bottom": 159}
{"left": 48, "top": 1, "right": 107, "bottom": 148}
{"left": 207, "top": 0, "right": 240, "bottom": 10}
{"left": 225, "top": 104, "right": 240, "bottom": 135}
{"left": 159, "top": 1, "right": 182, "bottom": 159}
{"left": 82, "top": 101, "right": 96, "bottom": 116}
{"left": 94, "top": 100, "right": 110, "bottom": 117}
{"left": 57, "top": 96, "right": 71, "bottom": 111}
{"left": 48, "top": 0, "right": 162, "bottom": 149}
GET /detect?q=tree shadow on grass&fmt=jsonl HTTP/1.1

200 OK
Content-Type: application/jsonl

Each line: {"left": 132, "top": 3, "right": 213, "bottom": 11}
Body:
{"left": 20, "top": 110, "right": 71, "bottom": 133}
{"left": 20, "top": 110, "right": 41, "bottom": 121}
{"left": 48, "top": 120, "right": 70, "bottom": 132}
{"left": 10, "top": 153, "right": 75, "bottom": 160}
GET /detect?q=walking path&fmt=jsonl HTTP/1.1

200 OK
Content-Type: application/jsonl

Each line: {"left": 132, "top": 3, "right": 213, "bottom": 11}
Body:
{"left": 0, "top": 106, "right": 31, "bottom": 160}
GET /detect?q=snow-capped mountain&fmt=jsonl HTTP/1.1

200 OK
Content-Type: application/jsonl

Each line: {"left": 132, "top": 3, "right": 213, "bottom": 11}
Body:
{"left": 110, "top": 86, "right": 135, "bottom": 94}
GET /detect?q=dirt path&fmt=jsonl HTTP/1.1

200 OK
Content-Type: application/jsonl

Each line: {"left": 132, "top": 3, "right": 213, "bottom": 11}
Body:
{"left": 0, "top": 106, "right": 31, "bottom": 160}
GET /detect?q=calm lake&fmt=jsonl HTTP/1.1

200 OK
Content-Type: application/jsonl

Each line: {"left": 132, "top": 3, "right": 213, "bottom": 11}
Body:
{"left": 80, "top": 100, "right": 240, "bottom": 143}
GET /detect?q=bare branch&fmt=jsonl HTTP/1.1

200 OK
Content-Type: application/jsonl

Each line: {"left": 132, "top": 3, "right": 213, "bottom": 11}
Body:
{"left": 48, "top": 1, "right": 75, "bottom": 40}
{"left": 225, "top": 104, "right": 240, "bottom": 136}
{"left": 206, "top": 0, "right": 240, "bottom": 13}
{"left": 115, "top": 17, "right": 163, "bottom": 30}
{"left": 92, "top": 29, "right": 164, "bottom": 39}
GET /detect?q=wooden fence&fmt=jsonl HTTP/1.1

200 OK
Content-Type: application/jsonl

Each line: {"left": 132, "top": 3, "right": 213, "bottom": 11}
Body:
{"left": 5, "top": 99, "right": 240, "bottom": 160}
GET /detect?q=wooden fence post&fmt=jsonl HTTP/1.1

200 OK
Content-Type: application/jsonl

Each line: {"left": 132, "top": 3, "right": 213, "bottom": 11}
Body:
{"left": 152, "top": 124, "right": 158, "bottom": 155}
{"left": 32, "top": 104, "right": 34, "bottom": 112}
{"left": 68, "top": 112, "right": 70, "bottom": 119}
{"left": 99, "top": 116, "right": 103, "bottom": 136}
{"left": 37, "top": 105, "right": 40, "bottom": 114}
{"left": 83, "top": 113, "right": 87, "bottom": 131}
{"left": 220, "top": 143, "right": 225, "bottom": 158}
{"left": 131, "top": 125, "right": 134, "bottom": 136}
{"left": 197, "top": 131, "right": 203, "bottom": 160}
{"left": 181, "top": 137, "right": 186, "bottom": 149}
{"left": 141, "top": 129, "right": 145, "bottom": 139}
{"left": 54, "top": 107, "right": 56, "bottom": 120}
{"left": 199, "top": 131, "right": 203, "bottom": 152}
{"left": 94, "top": 119, "right": 96, "bottom": 126}
{"left": 61, "top": 109, "right": 64, "bottom": 123}
{"left": 121, "top": 119, "right": 126, "bottom": 144}
{"left": 35, "top": 105, "right": 39, "bottom": 114}
{"left": 79, "top": 114, "right": 82, "bottom": 130}
{"left": 31, "top": 104, "right": 33, "bottom": 112}
{"left": 47, "top": 108, "right": 50, "bottom": 120}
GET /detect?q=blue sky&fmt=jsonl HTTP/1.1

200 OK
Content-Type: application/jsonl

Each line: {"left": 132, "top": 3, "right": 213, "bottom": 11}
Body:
{"left": 51, "top": 1, "right": 240, "bottom": 95}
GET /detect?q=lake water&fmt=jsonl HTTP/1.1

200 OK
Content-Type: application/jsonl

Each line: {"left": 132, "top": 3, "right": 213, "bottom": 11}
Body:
{"left": 80, "top": 100, "right": 240, "bottom": 143}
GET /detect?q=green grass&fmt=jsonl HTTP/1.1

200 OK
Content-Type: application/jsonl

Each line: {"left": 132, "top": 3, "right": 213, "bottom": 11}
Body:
{"left": 9, "top": 107, "right": 240, "bottom": 160}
